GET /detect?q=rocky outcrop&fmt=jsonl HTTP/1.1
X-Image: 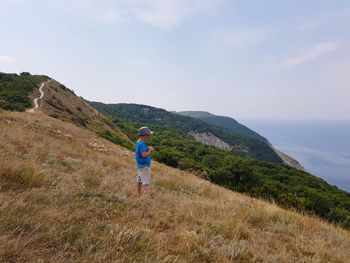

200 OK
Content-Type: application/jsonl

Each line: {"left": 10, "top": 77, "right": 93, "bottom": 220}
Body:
{"left": 274, "top": 148, "right": 305, "bottom": 171}
{"left": 189, "top": 131, "right": 232, "bottom": 151}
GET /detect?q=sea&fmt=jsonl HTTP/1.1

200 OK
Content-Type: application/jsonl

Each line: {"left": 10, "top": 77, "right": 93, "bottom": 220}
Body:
{"left": 243, "top": 120, "right": 350, "bottom": 193}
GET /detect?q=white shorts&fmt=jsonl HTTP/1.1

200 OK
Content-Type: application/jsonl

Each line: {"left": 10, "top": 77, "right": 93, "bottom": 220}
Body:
{"left": 136, "top": 167, "right": 151, "bottom": 186}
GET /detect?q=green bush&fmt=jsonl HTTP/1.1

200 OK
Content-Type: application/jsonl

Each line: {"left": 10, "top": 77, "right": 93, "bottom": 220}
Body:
{"left": 98, "top": 130, "right": 133, "bottom": 150}
{"left": 0, "top": 72, "right": 49, "bottom": 111}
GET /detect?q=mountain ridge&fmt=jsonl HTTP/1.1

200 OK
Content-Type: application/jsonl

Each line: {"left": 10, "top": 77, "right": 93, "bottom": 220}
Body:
{"left": 177, "top": 110, "right": 305, "bottom": 171}
{"left": 177, "top": 110, "right": 268, "bottom": 143}
{"left": 91, "top": 102, "right": 282, "bottom": 163}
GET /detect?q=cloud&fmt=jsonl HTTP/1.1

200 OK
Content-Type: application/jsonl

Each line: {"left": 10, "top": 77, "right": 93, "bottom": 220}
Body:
{"left": 126, "top": 0, "right": 224, "bottom": 30}
{"left": 30, "top": 0, "right": 225, "bottom": 30}
{"left": 297, "top": 20, "right": 323, "bottom": 31}
{"left": 49, "top": 0, "right": 124, "bottom": 25}
{"left": 296, "top": 8, "right": 350, "bottom": 31}
{"left": 216, "top": 28, "right": 268, "bottom": 47}
{"left": 284, "top": 43, "right": 339, "bottom": 67}
{"left": 263, "top": 42, "right": 340, "bottom": 71}
{"left": 0, "top": 55, "right": 15, "bottom": 65}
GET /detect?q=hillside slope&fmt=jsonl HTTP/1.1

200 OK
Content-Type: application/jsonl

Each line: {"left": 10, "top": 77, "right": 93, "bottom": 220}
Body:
{"left": 178, "top": 111, "right": 267, "bottom": 143}
{"left": 1, "top": 111, "right": 350, "bottom": 263}
{"left": 39, "top": 80, "right": 132, "bottom": 148}
{"left": 0, "top": 72, "right": 132, "bottom": 149}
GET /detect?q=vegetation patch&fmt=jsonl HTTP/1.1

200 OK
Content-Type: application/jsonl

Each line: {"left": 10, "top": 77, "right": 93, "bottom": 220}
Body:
{"left": 98, "top": 129, "right": 133, "bottom": 150}
{"left": 49, "top": 113, "right": 60, "bottom": 119}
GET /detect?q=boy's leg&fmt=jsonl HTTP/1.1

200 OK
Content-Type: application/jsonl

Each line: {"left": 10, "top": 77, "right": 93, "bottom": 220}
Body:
{"left": 136, "top": 172, "right": 142, "bottom": 194}
{"left": 140, "top": 167, "right": 151, "bottom": 196}
{"left": 143, "top": 185, "right": 150, "bottom": 195}
{"left": 137, "top": 182, "right": 142, "bottom": 194}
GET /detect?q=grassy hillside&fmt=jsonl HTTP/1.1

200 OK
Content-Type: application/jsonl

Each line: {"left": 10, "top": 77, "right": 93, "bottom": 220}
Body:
{"left": 0, "top": 72, "right": 49, "bottom": 111}
{"left": 90, "top": 103, "right": 350, "bottom": 229}
{"left": 40, "top": 79, "right": 132, "bottom": 148}
{"left": 1, "top": 111, "right": 350, "bottom": 262}
{"left": 178, "top": 111, "right": 267, "bottom": 143}
{"left": 91, "top": 103, "right": 281, "bottom": 163}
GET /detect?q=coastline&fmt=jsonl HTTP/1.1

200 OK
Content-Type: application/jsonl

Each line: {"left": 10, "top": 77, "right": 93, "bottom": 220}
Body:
{"left": 273, "top": 147, "right": 306, "bottom": 171}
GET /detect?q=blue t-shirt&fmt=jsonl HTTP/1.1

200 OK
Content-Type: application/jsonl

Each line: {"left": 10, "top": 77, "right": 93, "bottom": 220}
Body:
{"left": 135, "top": 140, "right": 151, "bottom": 168}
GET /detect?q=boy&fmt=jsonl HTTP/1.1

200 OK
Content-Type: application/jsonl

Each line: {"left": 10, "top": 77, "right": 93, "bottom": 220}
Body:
{"left": 135, "top": 126, "right": 154, "bottom": 195}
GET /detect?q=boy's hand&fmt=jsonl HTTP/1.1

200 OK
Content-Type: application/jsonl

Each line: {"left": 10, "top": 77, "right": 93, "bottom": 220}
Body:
{"left": 148, "top": 146, "right": 154, "bottom": 152}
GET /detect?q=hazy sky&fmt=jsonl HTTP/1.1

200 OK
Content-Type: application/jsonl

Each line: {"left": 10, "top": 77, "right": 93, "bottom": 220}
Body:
{"left": 1, "top": 0, "right": 349, "bottom": 120}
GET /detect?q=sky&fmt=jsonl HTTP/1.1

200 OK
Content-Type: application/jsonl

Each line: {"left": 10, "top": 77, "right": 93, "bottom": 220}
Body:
{"left": 1, "top": 0, "right": 349, "bottom": 120}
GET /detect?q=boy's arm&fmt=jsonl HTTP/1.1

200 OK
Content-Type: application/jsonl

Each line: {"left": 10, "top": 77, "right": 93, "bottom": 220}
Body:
{"left": 141, "top": 147, "right": 154, "bottom": 158}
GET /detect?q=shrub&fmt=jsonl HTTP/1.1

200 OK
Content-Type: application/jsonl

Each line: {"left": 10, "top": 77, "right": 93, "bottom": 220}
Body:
{"left": 0, "top": 72, "right": 48, "bottom": 111}
{"left": 49, "top": 113, "right": 60, "bottom": 119}
{"left": 99, "top": 130, "right": 133, "bottom": 150}
{"left": 153, "top": 148, "right": 181, "bottom": 168}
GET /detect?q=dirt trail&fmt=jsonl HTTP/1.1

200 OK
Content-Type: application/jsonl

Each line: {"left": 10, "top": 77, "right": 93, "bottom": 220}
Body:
{"left": 26, "top": 80, "right": 51, "bottom": 113}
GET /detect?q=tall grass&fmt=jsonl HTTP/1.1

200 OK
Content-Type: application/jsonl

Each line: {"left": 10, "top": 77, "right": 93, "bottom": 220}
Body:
{"left": 0, "top": 161, "right": 43, "bottom": 188}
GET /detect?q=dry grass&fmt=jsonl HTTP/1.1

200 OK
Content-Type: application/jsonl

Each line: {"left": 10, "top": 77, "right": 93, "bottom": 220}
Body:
{"left": 1, "top": 110, "right": 350, "bottom": 263}
{"left": 0, "top": 161, "right": 44, "bottom": 189}
{"left": 40, "top": 80, "right": 130, "bottom": 144}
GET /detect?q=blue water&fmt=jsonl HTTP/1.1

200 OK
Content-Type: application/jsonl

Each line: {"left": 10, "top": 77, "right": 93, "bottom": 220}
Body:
{"left": 243, "top": 120, "right": 350, "bottom": 192}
